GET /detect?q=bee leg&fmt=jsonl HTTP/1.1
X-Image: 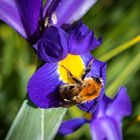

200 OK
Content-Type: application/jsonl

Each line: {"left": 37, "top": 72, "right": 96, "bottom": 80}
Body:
{"left": 82, "top": 58, "right": 95, "bottom": 79}
{"left": 60, "top": 65, "right": 82, "bottom": 84}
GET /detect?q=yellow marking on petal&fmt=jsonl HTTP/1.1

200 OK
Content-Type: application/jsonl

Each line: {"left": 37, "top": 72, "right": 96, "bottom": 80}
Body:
{"left": 58, "top": 54, "right": 85, "bottom": 83}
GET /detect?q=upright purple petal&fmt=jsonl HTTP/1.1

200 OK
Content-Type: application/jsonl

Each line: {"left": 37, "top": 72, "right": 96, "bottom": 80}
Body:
{"left": 90, "top": 116, "right": 122, "bottom": 140}
{"left": 81, "top": 54, "right": 106, "bottom": 85}
{"left": 44, "top": 0, "right": 97, "bottom": 26}
{"left": 34, "top": 26, "right": 68, "bottom": 63}
{"left": 0, "top": 0, "right": 42, "bottom": 42}
{"left": 27, "top": 63, "right": 62, "bottom": 108}
{"left": 90, "top": 87, "right": 132, "bottom": 140}
{"left": 59, "top": 118, "right": 87, "bottom": 135}
{"left": 106, "top": 87, "right": 132, "bottom": 121}
{"left": 68, "top": 22, "right": 102, "bottom": 55}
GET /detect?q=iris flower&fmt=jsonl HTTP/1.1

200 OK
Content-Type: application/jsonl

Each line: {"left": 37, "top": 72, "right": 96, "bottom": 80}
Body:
{"left": 27, "top": 22, "right": 106, "bottom": 109}
{"left": 59, "top": 87, "right": 132, "bottom": 140}
{"left": 0, "top": 0, "right": 97, "bottom": 43}
{"left": 0, "top": 0, "right": 106, "bottom": 109}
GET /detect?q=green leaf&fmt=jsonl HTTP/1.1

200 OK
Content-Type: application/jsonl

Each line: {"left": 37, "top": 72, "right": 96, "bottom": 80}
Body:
{"left": 6, "top": 100, "right": 67, "bottom": 140}
{"left": 99, "top": 35, "right": 140, "bottom": 61}
{"left": 106, "top": 52, "right": 140, "bottom": 97}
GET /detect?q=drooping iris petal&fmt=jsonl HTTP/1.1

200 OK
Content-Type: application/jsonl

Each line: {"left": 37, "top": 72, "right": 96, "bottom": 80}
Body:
{"left": 34, "top": 26, "right": 68, "bottom": 63}
{"left": 58, "top": 118, "right": 87, "bottom": 135}
{"left": 44, "top": 0, "right": 97, "bottom": 26}
{"left": 90, "top": 116, "right": 122, "bottom": 140}
{"left": 78, "top": 53, "right": 106, "bottom": 112}
{"left": 0, "top": 0, "right": 42, "bottom": 42}
{"left": 68, "top": 22, "right": 102, "bottom": 54}
{"left": 106, "top": 87, "right": 132, "bottom": 121}
{"left": 27, "top": 63, "right": 62, "bottom": 108}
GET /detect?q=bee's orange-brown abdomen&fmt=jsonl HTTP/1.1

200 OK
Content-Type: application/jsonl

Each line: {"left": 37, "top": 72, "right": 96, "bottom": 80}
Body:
{"left": 79, "top": 78, "right": 102, "bottom": 101}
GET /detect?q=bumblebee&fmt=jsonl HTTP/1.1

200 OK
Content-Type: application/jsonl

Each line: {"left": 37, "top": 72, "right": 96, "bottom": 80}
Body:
{"left": 59, "top": 58, "right": 104, "bottom": 107}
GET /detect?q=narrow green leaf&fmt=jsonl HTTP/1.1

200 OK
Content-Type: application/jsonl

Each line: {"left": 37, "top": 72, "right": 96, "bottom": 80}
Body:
{"left": 106, "top": 52, "right": 140, "bottom": 97}
{"left": 99, "top": 35, "right": 140, "bottom": 61}
{"left": 6, "top": 100, "right": 67, "bottom": 140}
{"left": 43, "top": 108, "right": 66, "bottom": 140}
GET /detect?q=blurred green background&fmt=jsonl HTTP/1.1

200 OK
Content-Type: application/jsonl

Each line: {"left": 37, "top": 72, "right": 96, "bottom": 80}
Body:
{"left": 0, "top": 0, "right": 140, "bottom": 139}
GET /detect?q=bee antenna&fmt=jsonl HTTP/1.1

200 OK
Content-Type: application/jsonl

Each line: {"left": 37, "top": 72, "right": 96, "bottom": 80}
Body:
{"left": 60, "top": 65, "right": 82, "bottom": 84}
{"left": 60, "top": 65, "right": 68, "bottom": 70}
{"left": 82, "top": 57, "right": 95, "bottom": 79}
{"left": 89, "top": 57, "right": 95, "bottom": 65}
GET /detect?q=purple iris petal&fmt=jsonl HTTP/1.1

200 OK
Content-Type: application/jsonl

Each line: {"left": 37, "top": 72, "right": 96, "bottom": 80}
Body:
{"left": 27, "top": 63, "right": 62, "bottom": 108}
{"left": 68, "top": 22, "right": 102, "bottom": 54}
{"left": 0, "top": 0, "right": 42, "bottom": 42}
{"left": 43, "top": 0, "right": 60, "bottom": 18}
{"left": 90, "top": 116, "right": 122, "bottom": 140}
{"left": 44, "top": 0, "right": 97, "bottom": 26}
{"left": 90, "top": 87, "right": 132, "bottom": 140}
{"left": 81, "top": 53, "right": 106, "bottom": 84}
{"left": 0, "top": 0, "right": 26, "bottom": 39}
{"left": 34, "top": 26, "right": 68, "bottom": 63}
{"left": 106, "top": 87, "right": 132, "bottom": 122}
{"left": 78, "top": 53, "right": 106, "bottom": 112}
{"left": 58, "top": 118, "right": 87, "bottom": 135}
